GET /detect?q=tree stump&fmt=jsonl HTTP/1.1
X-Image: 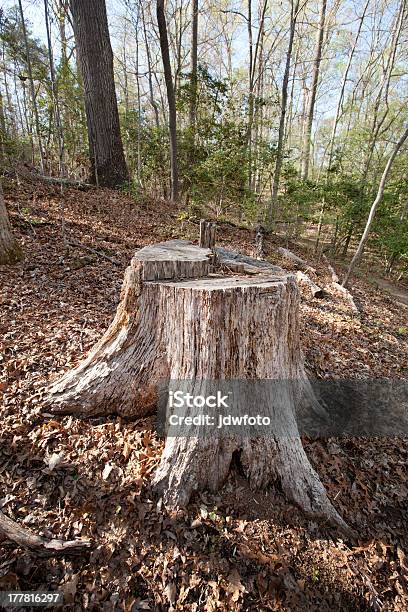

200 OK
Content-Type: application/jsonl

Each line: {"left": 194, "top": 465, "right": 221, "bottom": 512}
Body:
{"left": 47, "top": 240, "right": 347, "bottom": 531}
{"left": 48, "top": 241, "right": 213, "bottom": 417}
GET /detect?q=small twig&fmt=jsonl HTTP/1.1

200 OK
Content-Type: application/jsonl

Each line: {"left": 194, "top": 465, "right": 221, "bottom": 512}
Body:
{"left": 67, "top": 239, "right": 120, "bottom": 266}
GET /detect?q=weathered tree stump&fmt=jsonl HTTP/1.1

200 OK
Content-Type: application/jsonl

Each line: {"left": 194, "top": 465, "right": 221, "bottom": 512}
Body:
{"left": 47, "top": 239, "right": 347, "bottom": 531}
{"left": 48, "top": 241, "right": 213, "bottom": 417}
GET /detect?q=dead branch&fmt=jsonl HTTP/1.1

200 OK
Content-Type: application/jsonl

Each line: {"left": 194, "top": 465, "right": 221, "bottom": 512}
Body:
{"left": 15, "top": 166, "right": 93, "bottom": 190}
{"left": 323, "top": 254, "right": 339, "bottom": 283}
{"left": 323, "top": 256, "right": 359, "bottom": 313}
{"left": 296, "top": 271, "right": 324, "bottom": 298}
{"left": 329, "top": 282, "right": 359, "bottom": 314}
{"left": 0, "top": 510, "right": 91, "bottom": 557}
{"left": 277, "top": 247, "right": 316, "bottom": 273}
{"left": 67, "top": 239, "right": 120, "bottom": 266}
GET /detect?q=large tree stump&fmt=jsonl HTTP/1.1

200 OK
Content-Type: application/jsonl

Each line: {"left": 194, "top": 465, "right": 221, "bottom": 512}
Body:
{"left": 48, "top": 241, "right": 213, "bottom": 416}
{"left": 47, "top": 240, "right": 347, "bottom": 531}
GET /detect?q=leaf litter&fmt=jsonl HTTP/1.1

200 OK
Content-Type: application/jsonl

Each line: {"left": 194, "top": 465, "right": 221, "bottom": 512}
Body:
{"left": 0, "top": 178, "right": 407, "bottom": 610}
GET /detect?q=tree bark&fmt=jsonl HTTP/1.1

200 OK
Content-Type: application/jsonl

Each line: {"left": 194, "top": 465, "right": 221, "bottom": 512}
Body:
{"left": 47, "top": 240, "right": 349, "bottom": 532}
{"left": 69, "top": 0, "right": 129, "bottom": 187}
{"left": 157, "top": 0, "right": 179, "bottom": 202}
{"left": 343, "top": 125, "right": 408, "bottom": 287}
{"left": 0, "top": 181, "right": 23, "bottom": 265}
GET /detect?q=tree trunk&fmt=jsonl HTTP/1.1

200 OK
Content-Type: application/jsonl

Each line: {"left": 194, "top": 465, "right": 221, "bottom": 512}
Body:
{"left": 268, "top": 0, "right": 299, "bottom": 224}
{"left": 70, "top": 0, "right": 128, "bottom": 187}
{"left": 47, "top": 240, "right": 348, "bottom": 532}
{"left": 248, "top": 0, "right": 268, "bottom": 191}
{"left": 44, "top": 0, "right": 66, "bottom": 177}
{"left": 188, "top": 0, "right": 199, "bottom": 132}
{"left": 343, "top": 125, "right": 408, "bottom": 287}
{"left": 0, "top": 181, "right": 23, "bottom": 265}
{"left": 141, "top": 1, "right": 160, "bottom": 129}
{"left": 326, "top": 0, "right": 369, "bottom": 174}
{"left": 300, "top": 0, "right": 326, "bottom": 181}
{"left": 18, "top": 0, "right": 45, "bottom": 174}
{"left": 157, "top": 0, "right": 179, "bottom": 202}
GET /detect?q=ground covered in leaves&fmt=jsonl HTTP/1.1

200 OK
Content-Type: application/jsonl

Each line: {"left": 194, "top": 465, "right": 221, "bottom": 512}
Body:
{"left": 1, "top": 177, "right": 407, "bottom": 611}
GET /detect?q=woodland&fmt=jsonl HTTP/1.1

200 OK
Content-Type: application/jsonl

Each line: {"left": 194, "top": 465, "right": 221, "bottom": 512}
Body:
{"left": 0, "top": 0, "right": 408, "bottom": 610}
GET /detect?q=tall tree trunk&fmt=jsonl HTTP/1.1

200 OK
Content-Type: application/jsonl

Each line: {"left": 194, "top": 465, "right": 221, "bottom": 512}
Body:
{"left": 0, "top": 88, "right": 7, "bottom": 162}
{"left": 247, "top": 0, "right": 254, "bottom": 188}
{"left": 268, "top": 0, "right": 300, "bottom": 224}
{"left": 18, "top": 0, "right": 45, "bottom": 173}
{"left": 326, "top": 0, "right": 369, "bottom": 173}
{"left": 0, "top": 182, "right": 23, "bottom": 264}
{"left": 157, "top": 0, "right": 179, "bottom": 202}
{"left": 141, "top": 1, "right": 160, "bottom": 129}
{"left": 44, "top": 0, "right": 66, "bottom": 176}
{"left": 134, "top": 12, "right": 142, "bottom": 186}
{"left": 343, "top": 125, "right": 408, "bottom": 287}
{"left": 188, "top": 0, "right": 198, "bottom": 132}
{"left": 69, "top": 0, "right": 129, "bottom": 187}
{"left": 247, "top": 0, "right": 268, "bottom": 191}
{"left": 300, "top": 0, "right": 326, "bottom": 181}
{"left": 314, "top": 0, "right": 369, "bottom": 254}
{"left": 360, "top": 0, "right": 405, "bottom": 184}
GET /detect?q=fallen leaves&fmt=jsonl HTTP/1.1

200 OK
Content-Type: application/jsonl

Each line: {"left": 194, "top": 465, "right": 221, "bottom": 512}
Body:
{"left": 0, "top": 178, "right": 407, "bottom": 610}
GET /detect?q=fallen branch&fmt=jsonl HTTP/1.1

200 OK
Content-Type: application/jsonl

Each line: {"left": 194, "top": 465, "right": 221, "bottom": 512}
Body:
{"left": 35, "top": 175, "right": 93, "bottom": 190}
{"left": 295, "top": 271, "right": 324, "bottom": 298}
{"left": 323, "top": 254, "right": 339, "bottom": 283}
{"left": 0, "top": 510, "right": 91, "bottom": 557}
{"left": 16, "top": 166, "right": 93, "bottom": 190}
{"left": 67, "top": 239, "right": 120, "bottom": 266}
{"left": 216, "top": 247, "right": 283, "bottom": 274}
{"left": 277, "top": 247, "right": 316, "bottom": 273}
{"left": 322, "top": 256, "right": 359, "bottom": 313}
{"left": 329, "top": 282, "right": 359, "bottom": 314}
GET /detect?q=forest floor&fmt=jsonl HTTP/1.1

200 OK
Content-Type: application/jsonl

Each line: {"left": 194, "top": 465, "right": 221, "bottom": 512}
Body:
{"left": 368, "top": 277, "right": 408, "bottom": 307}
{"left": 1, "top": 177, "right": 408, "bottom": 611}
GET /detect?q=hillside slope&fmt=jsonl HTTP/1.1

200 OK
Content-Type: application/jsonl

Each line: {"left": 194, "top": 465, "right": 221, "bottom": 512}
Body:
{"left": 1, "top": 178, "right": 407, "bottom": 611}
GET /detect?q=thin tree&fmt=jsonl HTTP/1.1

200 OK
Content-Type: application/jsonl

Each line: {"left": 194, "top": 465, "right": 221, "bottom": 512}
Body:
{"left": 18, "top": 0, "right": 45, "bottom": 173}
{"left": 300, "top": 0, "right": 326, "bottom": 181}
{"left": 44, "top": 0, "right": 65, "bottom": 176}
{"left": 343, "top": 125, "right": 408, "bottom": 287}
{"left": 141, "top": 1, "right": 160, "bottom": 129}
{"left": 314, "top": 0, "right": 370, "bottom": 252}
{"left": 248, "top": 0, "right": 268, "bottom": 190}
{"left": 157, "top": 0, "right": 179, "bottom": 201}
{"left": 70, "top": 0, "right": 129, "bottom": 187}
{"left": 326, "top": 0, "right": 370, "bottom": 173}
{"left": 189, "top": 0, "right": 198, "bottom": 134}
{"left": 0, "top": 181, "right": 23, "bottom": 264}
{"left": 268, "top": 0, "right": 300, "bottom": 224}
